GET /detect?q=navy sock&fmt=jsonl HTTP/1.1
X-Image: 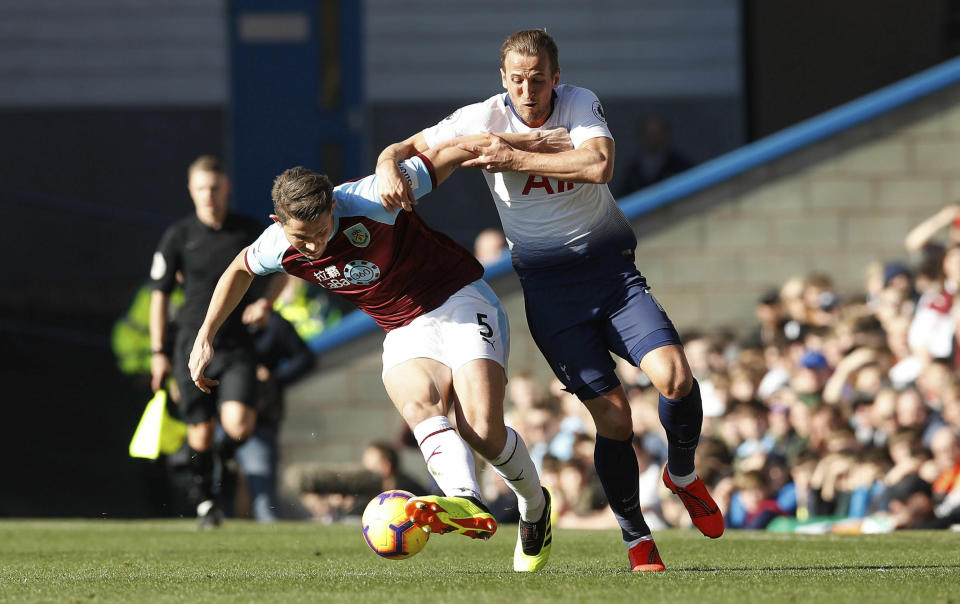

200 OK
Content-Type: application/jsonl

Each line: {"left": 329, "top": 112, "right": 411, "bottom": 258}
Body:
{"left": 658, "top": 378, "right": 703, "bottom": 477}
{"left": 594, "top": 434, "right": 650, "bottom": 542}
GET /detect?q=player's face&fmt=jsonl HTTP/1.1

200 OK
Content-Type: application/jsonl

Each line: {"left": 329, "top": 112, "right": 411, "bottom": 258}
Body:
{"left": 188, "top": 169, "right": 230, "bottom": 228}
{"left": 273, "top": 206, "right": 336, "bottom": 261}
{"left": 500, "top": 50, "right": 560, "bottom": 127}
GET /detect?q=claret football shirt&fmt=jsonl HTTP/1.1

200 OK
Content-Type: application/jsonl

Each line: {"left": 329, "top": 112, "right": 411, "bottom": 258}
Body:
{"left": 245, "top": 155, "right": 483, "bottom": 331}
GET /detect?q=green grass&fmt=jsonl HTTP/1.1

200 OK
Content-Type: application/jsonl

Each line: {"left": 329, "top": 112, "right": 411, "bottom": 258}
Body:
{"left": 0, "top": 521, "right": 958, "bottom": 603}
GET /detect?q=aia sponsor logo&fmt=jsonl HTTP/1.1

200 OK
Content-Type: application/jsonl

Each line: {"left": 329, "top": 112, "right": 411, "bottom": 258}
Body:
{"left": 521, "top": 175, "right": 575, "bottom": 195}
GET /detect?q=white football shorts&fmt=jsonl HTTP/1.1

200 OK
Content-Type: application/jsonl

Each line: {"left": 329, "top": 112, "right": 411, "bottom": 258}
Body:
{"left": 381, "top": 280, "right": 510, "bottom": 377}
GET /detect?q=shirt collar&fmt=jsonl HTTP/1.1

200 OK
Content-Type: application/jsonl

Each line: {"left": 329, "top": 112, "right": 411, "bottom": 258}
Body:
{"left": 504, "top": 89, "right": 557, "bottom": 127}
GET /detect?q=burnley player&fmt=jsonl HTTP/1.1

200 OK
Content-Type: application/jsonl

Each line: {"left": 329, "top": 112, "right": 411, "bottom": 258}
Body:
{"left": 188, "top": 129, "right": 572, "bottom": 572}
{"left": 375, "top": 29, "right": 723, "bottom": 571}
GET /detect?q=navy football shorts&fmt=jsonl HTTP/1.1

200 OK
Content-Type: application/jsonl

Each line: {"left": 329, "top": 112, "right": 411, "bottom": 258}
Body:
{"left": 522, "top": 267, "right": 681, "bottom": 402}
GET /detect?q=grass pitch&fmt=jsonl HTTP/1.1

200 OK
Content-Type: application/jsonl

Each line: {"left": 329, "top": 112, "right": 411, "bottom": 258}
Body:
{"left": 1, "top": 520, "right": 958, "bottom": 603}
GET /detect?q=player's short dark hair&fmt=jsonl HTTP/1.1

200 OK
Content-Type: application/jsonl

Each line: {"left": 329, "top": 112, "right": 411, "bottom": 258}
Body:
{"left": 271, "top": 166, "right": 335, "bottom": 224}
{"left": 188, "top": 155, "right": 226, "bottom": 178}
{"left": 501, "top": 29, "right": 559, "bottom": 74}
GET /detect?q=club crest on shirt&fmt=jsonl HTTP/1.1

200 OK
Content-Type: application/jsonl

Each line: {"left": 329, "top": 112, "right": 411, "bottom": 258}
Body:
{"left": 344, "top": 260, "right": 381, "bottom": 285}
{"left": 344, "top": 223, "right": 371, "bottom": 248}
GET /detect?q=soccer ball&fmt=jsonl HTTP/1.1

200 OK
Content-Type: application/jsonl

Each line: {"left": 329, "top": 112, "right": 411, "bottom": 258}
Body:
{"left": 361, "top": 490, "right": 429, "bottom": 559}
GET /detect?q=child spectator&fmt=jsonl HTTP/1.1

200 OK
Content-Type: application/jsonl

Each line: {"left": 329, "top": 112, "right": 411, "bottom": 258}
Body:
{"left": 845, "top": 447, "right": 891, "bottom": 518}
{"left": 729, "top": 470, "right": 783, "bottom": 529}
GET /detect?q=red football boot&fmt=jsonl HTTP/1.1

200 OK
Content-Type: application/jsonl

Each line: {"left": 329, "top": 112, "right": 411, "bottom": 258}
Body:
{"left": 662, "top": 466, "right": 724, "bottom": 538}
{"left": 627, "top": 539, "right": 666, "bottom": 572}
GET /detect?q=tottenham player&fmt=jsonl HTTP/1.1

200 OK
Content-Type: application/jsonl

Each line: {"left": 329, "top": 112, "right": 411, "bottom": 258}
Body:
{"left": 188, "top": 129, "right": 572, "bottom": 572}
{"left": 375, "top": 29, "right": 723, "bottom": 572}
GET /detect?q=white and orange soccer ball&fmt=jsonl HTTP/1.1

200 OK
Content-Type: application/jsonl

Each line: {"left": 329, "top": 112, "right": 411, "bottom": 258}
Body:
{"left": 361, "top": 490, "right": 430, "bottom": 559}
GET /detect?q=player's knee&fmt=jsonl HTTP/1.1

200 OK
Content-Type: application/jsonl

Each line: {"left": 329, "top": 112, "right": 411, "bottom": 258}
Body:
{"left": 187, "top": 422, "right": 215, "bottom": 451}
{"left": 400, "top": 400, "right": 445, "bottom": 427}
{"left": 222, "top": 419, "right": 254, "bottom": 441}
{"left": 220, "top": 402, "right": 256, "bottom": 440}
{"left": 647, "top": 348, "right": 693, "bottom": 399}
{"left": 590, "top": 403, "right": 633, "bottom": 440}
{"left": 459, "top": 416, "right": 505, "bottom": 456}
{"left": 659, "top": 370, "right": 693, "bottom": 400}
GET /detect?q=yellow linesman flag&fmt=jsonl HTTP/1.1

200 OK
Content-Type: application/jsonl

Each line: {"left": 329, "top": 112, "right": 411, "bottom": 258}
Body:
{"left": 129, "top": 390, "right": 187, "bottom": 459}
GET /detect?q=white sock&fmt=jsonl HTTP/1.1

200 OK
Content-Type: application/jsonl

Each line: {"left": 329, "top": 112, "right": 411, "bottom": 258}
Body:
{"left": 625, "top": 534, "right": 654, "bottom": 549}
{"left": 484, "top": 427, "right": 545, "bottom": 522}
{"left": 668, "top": 469, "right": 697, "bottom": 488}
{"left": 413, "top": 416, "right": 482, "bottom": 500}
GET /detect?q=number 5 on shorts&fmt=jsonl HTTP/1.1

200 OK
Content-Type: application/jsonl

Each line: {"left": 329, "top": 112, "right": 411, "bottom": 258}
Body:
{"left": 476, "top": 313, "right": 493, "bottom": 338}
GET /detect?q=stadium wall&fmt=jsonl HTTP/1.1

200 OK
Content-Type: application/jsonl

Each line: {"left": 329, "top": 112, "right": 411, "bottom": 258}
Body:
{"left": 278, "top": 70, "right": 960, "bottom": 492}
{"left": 632, "top": 82, "right": 960, "bottom": 329}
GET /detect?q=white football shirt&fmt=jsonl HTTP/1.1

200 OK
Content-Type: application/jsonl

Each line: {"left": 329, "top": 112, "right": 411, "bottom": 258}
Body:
{"left": 422, "top": 84, "right": 637, "bottom": 277}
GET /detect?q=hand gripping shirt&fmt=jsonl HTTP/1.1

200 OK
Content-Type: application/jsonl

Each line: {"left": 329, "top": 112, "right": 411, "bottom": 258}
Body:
{"left": 422, "top": 84, "right": 637, "bottom": 282}
{"left": 244, "top": 155, "right": 483, "bottom": 331}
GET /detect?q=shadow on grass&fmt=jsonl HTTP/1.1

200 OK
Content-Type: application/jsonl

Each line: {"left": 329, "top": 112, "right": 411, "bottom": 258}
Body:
{"left": 485, "top": 563, "right": 960, "bottom": 576}
{"left": 671, "top": 564, "right": 960, "bottom": 572}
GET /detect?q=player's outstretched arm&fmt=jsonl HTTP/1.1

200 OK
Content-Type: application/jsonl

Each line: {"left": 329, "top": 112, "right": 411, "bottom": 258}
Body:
{"left": 424, "top": 129, "right": 574, "bottom": 186}
{"left": 188, "top": 248, "right": 256, "bottom": 393}
{"left": 460, "top": 134, "right": 614, "bottom": 184}
{"left": 377, "top": 129, "right": 573, "bottom": 211}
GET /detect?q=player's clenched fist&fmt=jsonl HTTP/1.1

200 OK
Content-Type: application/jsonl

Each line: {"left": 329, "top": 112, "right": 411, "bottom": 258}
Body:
{"left": 458, "top": 128, "right": 572, "bottom": 173}
{"left": 458, "top": 133, "right": 515, "bottom": 173}
{"left": 188, "top": 336, "right": 220, "bottom": 393}
{"left": 375, "top": 159, "right": 417, "bottom": 213}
